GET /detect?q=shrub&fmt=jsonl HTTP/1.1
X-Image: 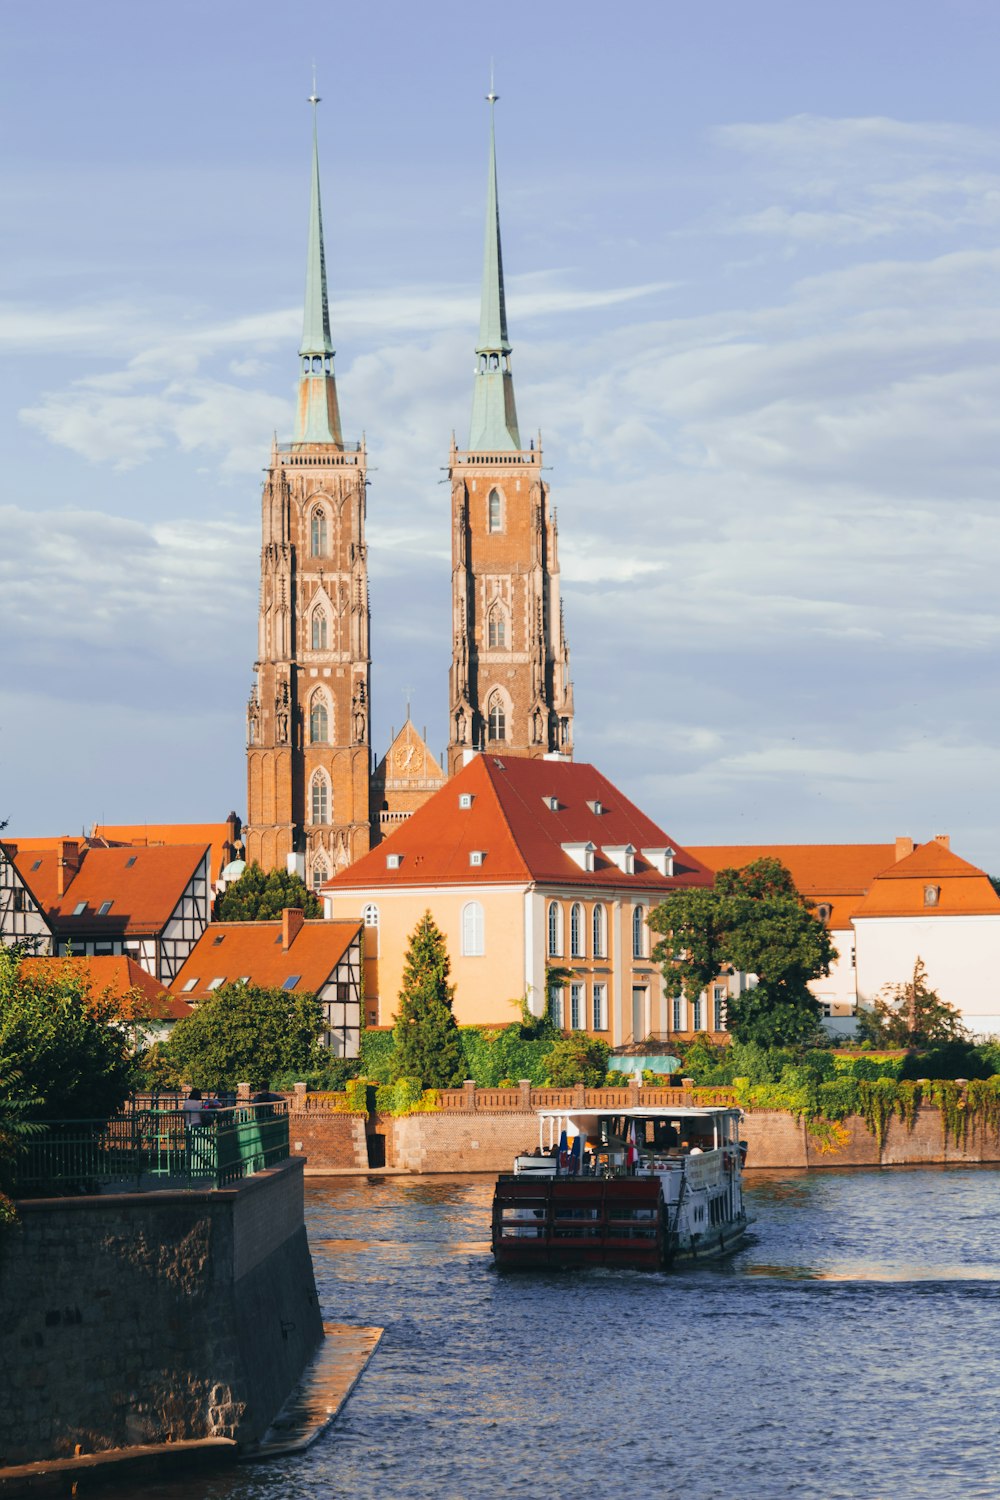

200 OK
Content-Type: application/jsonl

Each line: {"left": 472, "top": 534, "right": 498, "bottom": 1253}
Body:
{"left": 542, "top": 1037, "right": 610, "bottom": 1087}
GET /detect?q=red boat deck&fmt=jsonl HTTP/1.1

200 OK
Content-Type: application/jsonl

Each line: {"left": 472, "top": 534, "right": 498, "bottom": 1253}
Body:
{"left": 492, "top": 1174, "right": 667, "bottom": 1270}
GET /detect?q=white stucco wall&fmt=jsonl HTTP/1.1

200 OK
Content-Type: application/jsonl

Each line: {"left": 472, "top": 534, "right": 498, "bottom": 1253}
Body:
{"left": 854, "top": 914, "right": 1000, "bottom": 1037}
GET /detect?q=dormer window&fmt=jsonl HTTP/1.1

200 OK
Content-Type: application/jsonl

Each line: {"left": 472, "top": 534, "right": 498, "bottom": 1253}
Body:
{"left": 816, "top": 903, "right": 832, "bottom": 923}
{"left": 587, "top": 799, "right": 604, "bottom": 816}
{"left": 386, "top": 853, "right": 402, "bottom": 869}
{"left": 562, "top": 841, "right": 596, "bottom": 873}
{"left": 924, "top": 885, "right": 941, "bottom": 908}
{"left": 542, "top": 796, "right": 559, "bottom": 812}
{"left": 604, "top": 844, "right": 636, "bottom": 875}
{"left": 469, "top": 851, "right": 485, "bottom": 867}
{"left": 459, "top": 793, "right": 474, "bottom": 810}
{"left": 642, "top": 846, "right": 676, "bottom": 878}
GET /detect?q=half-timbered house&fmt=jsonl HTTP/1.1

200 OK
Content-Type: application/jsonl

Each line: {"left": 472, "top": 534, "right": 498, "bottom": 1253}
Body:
{"left": 0, "top": 842, "right": 53, "bottom": 953}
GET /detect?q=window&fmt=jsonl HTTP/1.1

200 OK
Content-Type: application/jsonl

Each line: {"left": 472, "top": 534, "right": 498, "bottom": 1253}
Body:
{"left": 592, "top": 903, "right": 606, "bottom": 958}
{"left": 312, "top": 861, "right": 328, "bottom": 890}
{"left": 462, "top": 900, "right": 484, "bottom": 956}
{"left": 459, "top": 793, "right": 474, "bottom": 809}
{"left": 570, "top": 903, "right": 584, "bottom": 958}
{"left": 570, "top": 983, "right": 583, "bottom": 1029}
{"left": 212, "top": 934, "right": 226, "bottom": 946}
{"left": 632, "top": 905, "right": 646, "bottom": 959}
{"left": 311, "top": 608, "right": 328, "bottom": 650}
{"left": 548, "top": 986, "right": 564, "bottom": 1028}
{"left": 386, "top": 853, "right": 401, "bottom": 869}
{"left": 488, "top": 488, "right": 501, "bottom": 532}
{"left": 311, "top": 772, "right": 329, "bottom": 824}
{"left": 97, "top": 900, "right": 113, "bottom": 916}
{"left": 692, "top": 996, "right": 702, "bottom": 1031}
{"left": 487, "top": 692, "right": 506, "bottom": 742}
{"left": 282, "top": 975, "right": 302, "bottom": 990}
{"left": 487, "top": 607, "right": 506, "bottom": 648}
{"left": 182, "top": 978, "right": 199, "bottom": 993}
{"left": 125, "top": 856, "right": 137, "bottom": 868}
{"left": 12, "top": 889, "right": 25, "bottom": 912}
{"left": 816, "top": 903, "right": 831, "bottom": 922}
{"left": 31, "top": 859, "right": 42, "bottom": 871}
{"left": 310, "top": 697, "right": 329, "bottom": 743}
{"left": 362, "top": 903, "right": 379, "bottom": 928}
{"left": 547, "top": 901, "right": 563, "bottom": 957}
{"left": 72, "top": 901, "right": 87, "bottom": 916}
{"left": 592, "top": 983, "right": 606, "bottom": 1031}
{"left": 208, "top": 977, "right": 225, "bottom": 991}
{"left": 672, "top": 997, "right": 683, "bottom": 1032}
{"left": 924, "top": 885, "right": 941, "bottom": 908}
{"left": 310, "top": 508, "right": 327, "bottom": 556}
{"left": 713, "top": 990, "right": 725, "bottom": 1032}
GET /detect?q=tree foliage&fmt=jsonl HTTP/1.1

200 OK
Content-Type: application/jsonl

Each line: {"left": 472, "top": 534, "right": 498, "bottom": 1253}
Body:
{"left": 391, "top": 912, "right": 465, "bottom": 1089}
{"left": 542, "top": 1035, "right": 611, "bottom": 1087}
{"left": 166, "top": 981, "right": 323, "bottom": 1092}
{"left": 216, "top": 863, "right": 321, "bottom": 922}
{"left": 0, "top": 947, "right": 134, "bottom": 1120}
{"left": 648, "top": 858, "right": 836, "bottom": 1047}
{"left": 857, "top": 958, "right": 968, "bottom": 1049}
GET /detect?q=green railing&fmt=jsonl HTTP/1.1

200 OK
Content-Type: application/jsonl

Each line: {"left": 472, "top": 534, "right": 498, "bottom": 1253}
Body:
{"left": 14, "top": 1107, "right": 290, "bottom": 1195}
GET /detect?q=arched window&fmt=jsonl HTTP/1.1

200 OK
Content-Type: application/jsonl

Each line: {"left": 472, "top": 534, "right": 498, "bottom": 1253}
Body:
{"left": 310, "top": 508, "right": 327, "bottom": 556}
{"left": 547, "top": 901, "right": 563, "bottom": 957}
{"left": 487, "top": 606, "right": 506, "bottom": 649}
{"left": 488, "top": 489, "right": 502, "bottom": 532}
{"left": 362, "top": 903, "right": 379, "bottom": 928}
{"left": 592, "top": 903, "right": 606, "bottom": 959}
{"left": 462, "top": 900, "right": 485, "bottom": 957}
{"left": 570, "top": 902, "right": 584, "bottom": 958}
{"left": 310, "top": 772, "right": 329, "bottom": 824}
{"left": 632, "top": 904, "right": 646, "bottom": 959}
{"left": 488, "top": 692, "right": 506, "bottom": 742}
{"left": 311, "top": 607, "right": 328, "bottom": 650}
{"left": 311, "top": 858, "right": 328, "bottom": 890}
{"left": 310, "top": 696, "right": 329, "bottom": 743}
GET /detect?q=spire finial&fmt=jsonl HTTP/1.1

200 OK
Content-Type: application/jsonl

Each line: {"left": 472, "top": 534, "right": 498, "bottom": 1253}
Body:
{"left": 308, "top": 60, "right": 320, "bottom": 107}
{"left": 468, "top": 84, "right": 520, "bottom": 451}
{"left": 487, "top": 58, "right": 497, "bottom": 105}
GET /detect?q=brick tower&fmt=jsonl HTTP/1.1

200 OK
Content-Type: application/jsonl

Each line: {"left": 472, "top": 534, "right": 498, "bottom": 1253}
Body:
{"left": 447, "top": 95, "right": 574, "bottom": 776}
{"left": 245, "top": 96, "right": 371, "bottom": 887}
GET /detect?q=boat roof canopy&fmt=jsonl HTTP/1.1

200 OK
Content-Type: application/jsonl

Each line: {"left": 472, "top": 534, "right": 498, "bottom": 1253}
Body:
{"left": 534, "top": 1106, "right": 740, "bottom": 1122}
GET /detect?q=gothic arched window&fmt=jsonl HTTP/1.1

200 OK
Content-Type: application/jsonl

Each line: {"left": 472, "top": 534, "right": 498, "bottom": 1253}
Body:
{"left": 633, "top": 904, "right": 646, "bottom": 960}
{"left": 311, "top": 858, "right": 328, "bottom": 890}
{"left": 487, "top": 605, "right": 506, "bottom": 649}
{"left": 311, "top": 772, "right": 330, "bottom": 824}
{"left": 547, "top": 901, "right": 563, "bottom": 957}
{"left": 570, "top": 902, "right": 584, "bottom": 958}
{"left": 310, "top": 508, "right": 328, "bottom": 556}
{"left": 592, "top": 903, "right": 606, "bottom": 959}
{"left": 487, "top": 692, "right": 506, "bottom": 742}
{"left": 311, "top": 607, "right": 328, "bottom": 650}
{"left": 310, "top": 696, "right": 329, "bottom": 743}
{"left": 461, "top": 900, "right": 485, "bottom": 957}
{"left": 488, "top": 489, "right": 502, "bottom": 533}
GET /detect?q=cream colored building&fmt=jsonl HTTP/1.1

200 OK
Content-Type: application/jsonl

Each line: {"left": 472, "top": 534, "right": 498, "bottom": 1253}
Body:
{"left": 323, "top": 754, "right": 714, "bottom": 1049}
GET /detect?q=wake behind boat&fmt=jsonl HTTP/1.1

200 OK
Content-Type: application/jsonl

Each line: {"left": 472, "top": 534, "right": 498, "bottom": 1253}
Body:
{"left": 491, "top": 1105, "right": 749, "bottom": 1270}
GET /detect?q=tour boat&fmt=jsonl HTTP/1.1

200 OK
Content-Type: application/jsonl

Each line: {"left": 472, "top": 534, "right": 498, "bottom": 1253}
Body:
{"left": 491, "top": 1105, "right": 749, "bottom": 1271}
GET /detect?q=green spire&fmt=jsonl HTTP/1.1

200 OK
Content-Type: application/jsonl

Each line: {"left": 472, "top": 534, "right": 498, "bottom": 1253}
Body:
{"left": 469, "top": 93, "right": 520, "bottom": 452}
{"left": 299, "top": 102, "right": 334, "bottom": 358}
{"left": 294, "top": 93, "right": 342, "bottom": 446}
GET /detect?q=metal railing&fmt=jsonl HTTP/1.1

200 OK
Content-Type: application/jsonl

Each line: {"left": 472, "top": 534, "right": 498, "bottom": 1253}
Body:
{"left": 14, "top": 1106, "right": 290, "bottom": 1196}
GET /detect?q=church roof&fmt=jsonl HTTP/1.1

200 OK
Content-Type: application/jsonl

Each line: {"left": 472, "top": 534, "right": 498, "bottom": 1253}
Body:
{"left": 169, "top": 917, "right": 361, "bottom": 1002}
{"left": 329, "top": 753, "right": 712, "bottom": 893}
{"left": 300, "top": 103, "right": 334, "bottom": 359}
{"left": 468, "top": 98, "right": 521, "bottom": 451}
{"left": 12, "top": 842, "right": 209, "bottom": 935}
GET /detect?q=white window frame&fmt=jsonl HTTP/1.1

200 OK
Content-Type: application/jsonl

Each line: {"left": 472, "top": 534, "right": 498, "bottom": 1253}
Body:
{"left": 461, "top": 900, "right": 485, "bottom": 957}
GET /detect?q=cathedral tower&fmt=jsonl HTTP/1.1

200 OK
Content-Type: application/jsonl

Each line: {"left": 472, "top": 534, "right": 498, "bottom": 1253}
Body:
{"left": 245, "top": 98, "right": 372, "bottom": 886}
{"left": 447, "top": 96, "right": 573, "bottom": 776}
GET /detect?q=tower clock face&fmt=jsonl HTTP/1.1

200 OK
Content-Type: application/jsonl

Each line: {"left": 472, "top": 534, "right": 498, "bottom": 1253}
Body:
{"left": 394, "top": 744, "right": 416, "bottom": 773}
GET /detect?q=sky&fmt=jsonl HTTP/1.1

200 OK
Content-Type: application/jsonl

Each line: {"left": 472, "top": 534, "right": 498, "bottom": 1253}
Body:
{"left": 2, "top": 0, "right": 999, "bottom": 871}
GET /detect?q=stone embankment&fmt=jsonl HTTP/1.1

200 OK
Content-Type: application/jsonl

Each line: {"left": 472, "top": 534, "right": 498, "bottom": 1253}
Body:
{"left": 282, "top": 1083, "right": 1000, "bottom": 1174}
{"left": 0, "top": 1159, "right": 322, "bottom": 1469}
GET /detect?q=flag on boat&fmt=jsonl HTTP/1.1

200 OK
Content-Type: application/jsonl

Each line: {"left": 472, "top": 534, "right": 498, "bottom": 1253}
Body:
{"left": 627, "top": 1123, "right": 638, "bottom": 1168}
{"left": 558, "top": 1129, "right": 569, "bottom": 1170}
{"left": 568, "top": 1133, "right": 582, "bottom": 1174}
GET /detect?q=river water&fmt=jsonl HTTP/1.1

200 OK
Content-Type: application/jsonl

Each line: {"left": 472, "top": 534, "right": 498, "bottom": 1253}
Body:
{"left": 140, "top": 1168, "right": 1000, "bottom": 1500}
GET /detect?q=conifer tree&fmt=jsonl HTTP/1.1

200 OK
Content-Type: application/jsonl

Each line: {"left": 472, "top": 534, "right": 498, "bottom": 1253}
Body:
{"left": 391, "top": 912, "right": 465, "bottom": 1088}
{"left": 217, "top": 863, "right": 321, "bottom": 921}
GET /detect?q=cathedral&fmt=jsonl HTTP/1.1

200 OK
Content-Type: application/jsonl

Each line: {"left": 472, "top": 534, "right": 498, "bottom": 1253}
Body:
{"left": 244, "top": 95, "right": 575, "bottom": 885}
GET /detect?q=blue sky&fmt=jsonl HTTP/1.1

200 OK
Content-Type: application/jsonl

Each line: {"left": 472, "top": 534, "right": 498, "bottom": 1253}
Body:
{"left": 3, "top": 0, "right": 1000, "bottom": 871}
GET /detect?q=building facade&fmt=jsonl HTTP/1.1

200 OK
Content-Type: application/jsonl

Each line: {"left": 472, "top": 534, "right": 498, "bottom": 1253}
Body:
{"left": 245, "top": 102, "right": 372, "bottom": 888}
{"left": 447, "top": 99, "right": 574, "bottom": 776}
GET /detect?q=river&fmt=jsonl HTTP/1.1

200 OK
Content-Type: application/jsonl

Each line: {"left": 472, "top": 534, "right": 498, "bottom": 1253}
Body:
{"left": 139, "top": 1168, "right": 1000, "bottom": 1500}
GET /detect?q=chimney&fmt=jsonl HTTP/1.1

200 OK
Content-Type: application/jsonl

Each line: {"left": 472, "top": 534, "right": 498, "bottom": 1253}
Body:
{"left": 282, "top": 906, "right": 305, "bottom": 951}
{"left": 1, "top": 842, "right": 17, "bottom": 860}
{"left": 933, "top": 834, "right": 950, "bottom": 850}
{"left": 894, "top": 836, "right": 914, "bottom": 863}
{"left": 57, "top": 838, "right": 81, "bottom": 898}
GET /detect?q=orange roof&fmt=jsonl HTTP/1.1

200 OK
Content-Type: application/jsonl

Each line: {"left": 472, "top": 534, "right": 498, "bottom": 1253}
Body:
{"left": 688, "top": 841, "right": 899, "bottom": 930}
{"left": 169, "top": 918, "right": 362, "bottom": 1002}
{"left": 853, "top": 842, "right": 1000, "bottom": 919}
{"left": 19, "top": 955, "right": 192, "bottom": 1021}
{"left": 91, "top": 822, "right": 240, "bottom": 884}
{"left": 11, "top": 843, "right": 209, "bottom": 935}
{"left": 329, "top": 755, "right": 713, "bottom": 894}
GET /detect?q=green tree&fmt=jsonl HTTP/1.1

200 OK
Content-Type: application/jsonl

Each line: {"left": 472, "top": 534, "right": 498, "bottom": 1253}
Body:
{"left": 857, "top": 958, "right": 968, "bottom": 1049}
{"left": 649, "top": 858, "right": 836, "bottom": 1047}
{"left": 166, "top": 981, "right": 323, "bottom": 1092}
{"left": 391, "top": 913, "right": 465, "bottom": 1088}
{"left": 216, "top": 863, "right": 321, "bottom": 922}
{"left": 542, "top": 1035, "right": 610, "bottom": 1086}
{"left": 0, "top": 947, "right": 134, "bottom": 1119}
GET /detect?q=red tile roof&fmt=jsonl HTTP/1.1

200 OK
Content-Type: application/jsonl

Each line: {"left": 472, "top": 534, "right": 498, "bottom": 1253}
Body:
{"left": 169, "top": 918, "right": 362, "bottom": 1002}
{"left": 20, "top": 955, "right": 192, "bottom": 1021}
{"left": 328, "top": 755, "right": 713, "bottom": 893}
{"left": 853, "top": 842, "right": 1000, "bottom": 919}
{"left": 689, "top": 842, "right": 898, "bottom": 930}
{"left": 12, "top": 843, "right": 209, "bottom": 935}
{"left": 91, "top": 823, "right": 239, "bottom": 884}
